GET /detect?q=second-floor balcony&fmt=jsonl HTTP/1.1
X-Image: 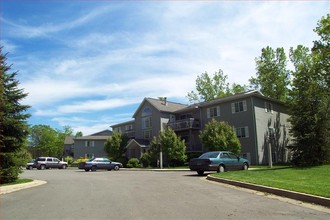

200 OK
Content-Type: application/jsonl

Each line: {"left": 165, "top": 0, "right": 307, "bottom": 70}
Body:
{"left": 167, "top": 118, "right": 200, "bottom": 131}
{"left": 124, "top": 129, "right": 135, "bottom": 138}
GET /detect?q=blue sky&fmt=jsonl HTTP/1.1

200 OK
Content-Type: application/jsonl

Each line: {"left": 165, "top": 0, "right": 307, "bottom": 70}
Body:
{"left": 1, "top": 1, "right": 329, "bottom": 135}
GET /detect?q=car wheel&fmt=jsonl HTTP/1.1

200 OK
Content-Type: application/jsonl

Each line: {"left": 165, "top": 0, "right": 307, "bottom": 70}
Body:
{"left": 84, "top": 169, "right": 90, "bottom": 172}
{"left": 217, "top": 165, "right": 225, "bottom": 173}
{"left": 27, "top": 166, "right": 33, "bottom": 170}
{"left": 197, "top": 171, "right": 204, "bottom": 175}
{"left": 242, "top": 163, "right": 248, "bottom": 170}
{"left": 61, "top": 164, "right": 67, "bottom": 169}
{"left": 114, "top": 165, "right": 120, "bottom": 171}
{"left": 91, "top": 166, "right": 97, "bottom": 172}
{"left": 40, "top": 164, "right": 46, "bottom": 170}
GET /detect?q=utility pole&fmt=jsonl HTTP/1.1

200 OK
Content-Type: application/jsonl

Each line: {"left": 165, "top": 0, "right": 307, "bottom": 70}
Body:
{"left": 268, "top": 128, "right": 273, "bottom": 168}
{"left": 160, "top": 149, "right": 163, "bottom": 169}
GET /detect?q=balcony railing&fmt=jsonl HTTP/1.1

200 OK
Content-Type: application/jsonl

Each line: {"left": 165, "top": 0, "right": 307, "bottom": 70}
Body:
{"left": 124, "top": 129, "right": 135, "bottom": 138}
{"left": 167, "top": 118, "right": 200, "bottom": 131}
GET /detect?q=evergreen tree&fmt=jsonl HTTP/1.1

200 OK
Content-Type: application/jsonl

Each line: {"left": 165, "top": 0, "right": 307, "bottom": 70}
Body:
{"left": 0, "top": 49, "right": 30, "bottom": 183}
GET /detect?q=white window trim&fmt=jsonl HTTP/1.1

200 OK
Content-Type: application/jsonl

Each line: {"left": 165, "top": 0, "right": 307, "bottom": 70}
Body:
{"left": 236, "top": 126, "right": 249, "bottom": 138}
{"left": 207, "top": 106, "right": 220, "bottom": 118}
{"left": 231, "top": 100, "right": 247, "bottom": 113}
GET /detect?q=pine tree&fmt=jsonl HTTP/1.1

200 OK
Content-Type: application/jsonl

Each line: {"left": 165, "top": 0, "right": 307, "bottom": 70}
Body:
{"left": 0, "top": 49, "right": 30, "bottom": 183}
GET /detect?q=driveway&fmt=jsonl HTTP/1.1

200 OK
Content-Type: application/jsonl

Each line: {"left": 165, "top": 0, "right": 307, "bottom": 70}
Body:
{"left": 1, "top": 169, "right": 329, "bottom": 220}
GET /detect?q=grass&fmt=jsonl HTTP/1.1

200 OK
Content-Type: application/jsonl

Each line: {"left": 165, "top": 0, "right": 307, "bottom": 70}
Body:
{"left": 0, "top": 178, "right": 33, "bottom": 187}
{"left": 211, "top": 165, "right": 330, "bottom": 198}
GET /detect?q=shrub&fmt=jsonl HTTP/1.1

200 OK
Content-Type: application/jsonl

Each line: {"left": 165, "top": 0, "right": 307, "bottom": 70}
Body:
{"left": 127, "top": 158, "right": 141, "bottom": 168}
{"left": 64, "top": 156, "right": 74, "bottom": 165}
{"left": 72, "top": 157, "right": 89, "bottom": 167}
{"left": 140, "top": 153, "right": 152, "bottom": 168}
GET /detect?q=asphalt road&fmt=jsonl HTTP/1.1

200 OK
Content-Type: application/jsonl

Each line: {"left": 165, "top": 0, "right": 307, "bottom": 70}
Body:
{"left": 1, "top": 169, "right": 329, "bottom": 220}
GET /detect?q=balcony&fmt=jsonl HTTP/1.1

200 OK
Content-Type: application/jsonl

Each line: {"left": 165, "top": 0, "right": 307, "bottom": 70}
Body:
{"left": 167, "top": 118, "right": 200, "bottom": 131}
{"left": 124, "top": 129, "right": 135, "bottom": 138}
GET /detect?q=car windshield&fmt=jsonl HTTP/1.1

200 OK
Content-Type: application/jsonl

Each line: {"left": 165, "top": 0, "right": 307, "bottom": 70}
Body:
{"left": 87, "top": 158, "right": 95, "bottom": 162}
{"left": 199, "top": 152, "right": 220, "bottom": 159}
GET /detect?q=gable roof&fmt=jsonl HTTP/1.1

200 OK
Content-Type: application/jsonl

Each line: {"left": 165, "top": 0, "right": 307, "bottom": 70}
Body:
{"left": 74, "top": 129, "right": 112, "bottom": 141}
{"left": 174, "top": 90, "right": 285, "bottom": 113}
{"left": 133, "top": 97, "right": 187, "bottom": 118}
{"left": 64, "top": 136, "right": 74, "bottom": 145}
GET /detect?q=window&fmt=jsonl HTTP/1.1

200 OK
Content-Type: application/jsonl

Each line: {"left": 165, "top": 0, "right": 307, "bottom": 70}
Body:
{"left": 113, "top": 127, "right": 121, "bottom": 132}
{"left": 236, "top": 127, "right": 249, "bottom": 138}
{"left": 142, "top": 106, "right": 152, "bottom": 117}
{"left": 207, "top": 106, "right": 220, "bottom": 118}
{"left": 142, "top": 130, "right": 152, "bottom": 139}
{"left": 85, "top": 141, "right": 95, "bottom": 147}
{"left": 142, "top": 117, "right": 152, "bottom": 129}
{"left": 265, "top": 102, "right": 273, "bottom": 113}
{"left": 231, "top": 100, "right": 247, "bottom": 113}
{"left": 125, "top": 124, "right": 133, "bottom": 131}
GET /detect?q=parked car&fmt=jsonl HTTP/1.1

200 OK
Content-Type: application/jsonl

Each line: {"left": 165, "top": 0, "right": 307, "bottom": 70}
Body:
{"left": 34, "top": 157, "right": 68, "bottom": 170}
{"left": 26, "top": 159, "right": 36, "bottom": 170}
{"left": 189, "top": 151, "right": 249, "bottom": 175}
{"left": 79, "top": 157, "right": 123, "bottom": 172}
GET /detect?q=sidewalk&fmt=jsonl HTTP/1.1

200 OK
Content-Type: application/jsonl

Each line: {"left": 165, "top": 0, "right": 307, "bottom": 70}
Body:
{"left": 0, "top": 180, "right": 46, "bottom": 195}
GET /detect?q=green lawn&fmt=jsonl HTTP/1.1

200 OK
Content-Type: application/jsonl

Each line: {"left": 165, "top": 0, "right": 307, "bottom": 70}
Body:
{"left": 0, "top": 178, "right": 33, "bottom": 187}
{"left": 211, "top": 165, "right": 330, "bottom": 198}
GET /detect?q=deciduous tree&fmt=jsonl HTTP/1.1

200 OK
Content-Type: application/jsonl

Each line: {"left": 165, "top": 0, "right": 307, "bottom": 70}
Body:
{"left": 249, "top": 46, "right": 290, "bottom": 102}
{"left": 288, "top": 14, "right": 330, "bottom": 166}
{"left": 30, "top": 125, "right": 65, "bottom": 157}
{"left": 199, "top": 119, "right": 241, "bottom": 154}
{"left": 104, "top": 131, "right": 129, "bottom": 161}
{"left": 150, "top": 128, "right": 187, "bottom": 166}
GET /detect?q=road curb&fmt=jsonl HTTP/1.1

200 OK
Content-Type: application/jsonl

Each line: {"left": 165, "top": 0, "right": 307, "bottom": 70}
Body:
{"left": 206, "top": 175, "right": 330, "bottom": 208}
{"left": 0, "top": 180, "right": 47, "bottom": 195}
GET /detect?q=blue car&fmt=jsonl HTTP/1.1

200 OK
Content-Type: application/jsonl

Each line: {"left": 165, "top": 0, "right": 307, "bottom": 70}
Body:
{"left": 189, "top": 151, "right": 249, "bottom": 175}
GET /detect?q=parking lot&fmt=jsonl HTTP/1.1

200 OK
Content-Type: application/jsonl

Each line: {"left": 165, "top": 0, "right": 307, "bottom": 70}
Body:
{"left": 1, "top": 169, "right": 329, "bottom": 220}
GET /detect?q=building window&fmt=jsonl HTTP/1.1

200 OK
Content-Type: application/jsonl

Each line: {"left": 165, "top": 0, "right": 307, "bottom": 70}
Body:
{"left": 236, "top": 127, "right": 249, "bottom": 138}
{"left": 207, "top": 106, "right": 220, "bottom": 118}
{"left": 85, "top": 141, "right": 95, "bottom": 147}
{"left": 125, "top": 124, "right": 133, "bottom": 131}
{"left": 231, "top": 100, "right": 247, "bottom": 113}
{"left": 142, "top": 130, "right": 152, "bottom": 139}
{"left": 142, "top": 116, "right": 152, "bottom": 129}
{"left": 265, "top": 102, "right": 273, "bottom": 113}
{"left": 113, "top": 127, "right": 121, "bottom": 132}
{"left": 142, "top": 106, "right": 152, "bottom": 117}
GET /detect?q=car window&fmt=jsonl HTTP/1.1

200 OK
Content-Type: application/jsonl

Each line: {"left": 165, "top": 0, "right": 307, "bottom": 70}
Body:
{"left": 228, "top": 153, "right": 238, "bottom": 159}
{"left": 54, "top": 158, "right": 60, "bottom": 162}
{"left": 37, "top": 158, "right": 45, "bottom": 161}
{"left": 47, "top": 158, "right": 52, "bottom": 162}
{"left": 104, "top": 159, "right": 110, "bottom": 163}
{"left": 199, "top": 152, "right": 219, "bottom": 159}
{"left": 221, "top": 153, "right": 230, "bottom": 158}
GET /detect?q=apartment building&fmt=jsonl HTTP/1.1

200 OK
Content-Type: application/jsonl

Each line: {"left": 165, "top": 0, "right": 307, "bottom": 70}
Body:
{"left": 111, "top": 91, "right": 292, "bottom": 165}
{"left": 73, "top": 130, "right": 112, "bottom": 159}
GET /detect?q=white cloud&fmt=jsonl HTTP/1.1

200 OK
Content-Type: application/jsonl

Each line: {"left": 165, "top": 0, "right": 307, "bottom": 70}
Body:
{"left": 4, "top": 1, "right": 328, "bottom": 135}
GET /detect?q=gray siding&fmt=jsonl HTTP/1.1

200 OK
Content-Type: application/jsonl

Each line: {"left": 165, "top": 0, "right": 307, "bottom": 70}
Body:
{"left": 253, "top": 97, "right": 291, "bottom": 164}
{"left": 73, "top": 138, "right": 109, "bottom": 159}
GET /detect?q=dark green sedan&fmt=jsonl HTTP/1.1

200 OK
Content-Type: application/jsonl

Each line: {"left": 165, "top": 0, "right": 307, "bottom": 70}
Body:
{"left": 189, "top": 151, "right": 249, "bottom": 175}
